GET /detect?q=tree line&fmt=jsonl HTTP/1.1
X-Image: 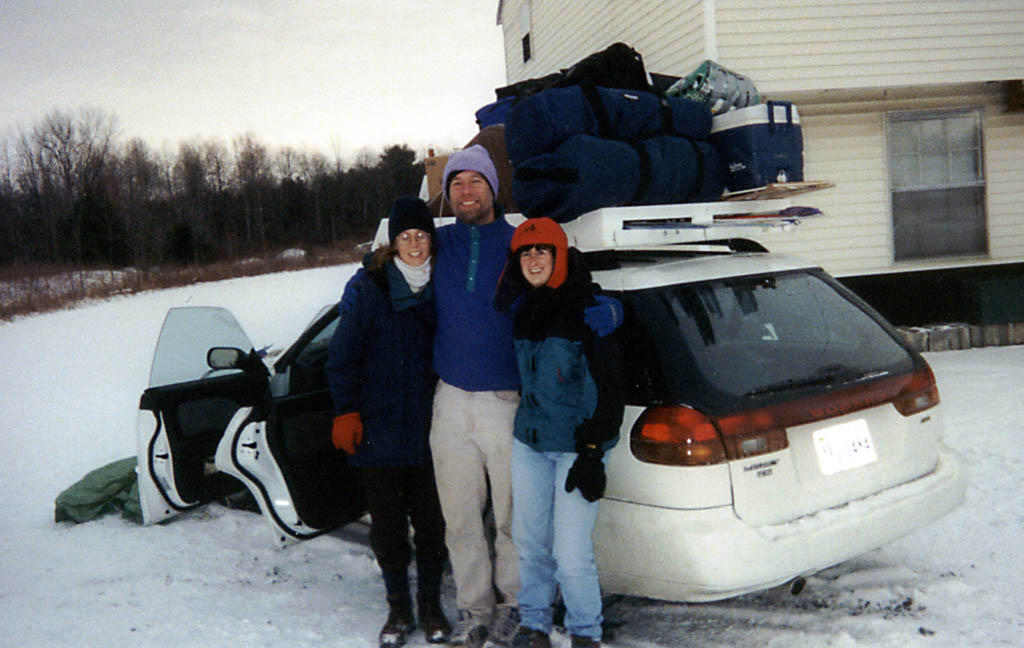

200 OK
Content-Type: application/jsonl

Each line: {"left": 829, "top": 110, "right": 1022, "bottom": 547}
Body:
{"left": 0, "top": 108, "right": 426, "bottom": 269}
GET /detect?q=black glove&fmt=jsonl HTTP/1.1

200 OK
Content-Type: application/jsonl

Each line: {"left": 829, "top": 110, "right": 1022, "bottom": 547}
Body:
{"left": 564, "top": 447, "right": 606, "bottom": 502}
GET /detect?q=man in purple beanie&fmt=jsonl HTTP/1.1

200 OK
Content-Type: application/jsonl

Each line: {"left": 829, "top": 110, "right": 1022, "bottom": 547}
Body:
{"left": 430, "top": 144, "right": 621, "bottom": 648}
{"left": 430, "top": 144, "right": 521, "bottom": 648}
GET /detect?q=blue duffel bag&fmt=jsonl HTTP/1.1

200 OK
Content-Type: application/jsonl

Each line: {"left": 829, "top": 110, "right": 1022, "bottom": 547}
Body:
{"left": 475, "top": 96, "right": 516, "bottom": 128}
{"left": 511, "top": 133, "right": 724, "bottom": 222}
{"left": 505, "top": 85, "right": 712, "bottom": 166}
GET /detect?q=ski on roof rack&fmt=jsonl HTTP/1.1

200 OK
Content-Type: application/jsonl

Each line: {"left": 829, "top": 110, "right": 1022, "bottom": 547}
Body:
{"left": 722, "top": 180, "right": 834, "bottom": 201}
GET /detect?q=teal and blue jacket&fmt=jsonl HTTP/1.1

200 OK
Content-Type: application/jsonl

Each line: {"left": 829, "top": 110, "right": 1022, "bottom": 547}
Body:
{"left": 506, "top": 248, "right": 624, "bottom": 454}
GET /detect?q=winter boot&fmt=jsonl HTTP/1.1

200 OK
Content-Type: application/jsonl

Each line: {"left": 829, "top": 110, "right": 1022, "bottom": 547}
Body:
{"left": 417, "top": 590, "right": 452, "bottom": 643}
{"left": 511, "top": 627, "right": 551, "bottom": 648}
{"left": 449, "top": 610, "right": 489, "bottom": 648}
{"left": 569, "top": 635, "right": 600, "bottom": 648}
{"left": 485, "top": 606, "right": 520, "bottom": 648}
{"left": 379, "top": 594, "right": 415, "bottom": 648}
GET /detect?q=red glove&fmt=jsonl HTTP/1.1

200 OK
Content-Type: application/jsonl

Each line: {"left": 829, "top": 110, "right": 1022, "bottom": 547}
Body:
{"left": 331, "top": 412, "right": 363, "bottom": 454}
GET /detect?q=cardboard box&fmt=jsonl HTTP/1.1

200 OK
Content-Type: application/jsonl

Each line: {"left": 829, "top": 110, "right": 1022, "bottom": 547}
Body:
{"left": 424, "top": 154, "right": 449, "bottom": 201}
{"left": 710, "top": 101, "right": 803, "bottom": 192}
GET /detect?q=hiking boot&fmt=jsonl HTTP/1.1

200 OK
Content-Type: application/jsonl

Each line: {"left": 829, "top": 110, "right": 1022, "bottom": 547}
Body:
{"left": 449, "top": 610, "right": 488, "bottom": 648}
{"left": 569, "top": 635, "right": 600, "bottom": 648}
{"left": 379, "top": 594, "right": 415, "bottom": 648}
{"left": 417, "top": 590, "right": 452, "bottom": 644}
{"left": 510, "top": 626, "right": 551, "bottom": 648}
{"left": 484, "top": 606, "right": 520, "bottom": 648}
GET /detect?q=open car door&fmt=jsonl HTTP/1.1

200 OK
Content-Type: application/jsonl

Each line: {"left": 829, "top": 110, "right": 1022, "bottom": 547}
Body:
{"left": 136, "top": 307, "right": 265, "bottom": 525}
{"left": 137, "top": 305, "right": 366, "bottom": 545}
{"left": 213, "top": 305, "right": 366, "bottom": 546}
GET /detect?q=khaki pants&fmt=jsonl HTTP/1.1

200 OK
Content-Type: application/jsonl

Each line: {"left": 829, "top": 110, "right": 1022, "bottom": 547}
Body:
{"left": 430, "top": 380, "right": 520, "bottom": 624}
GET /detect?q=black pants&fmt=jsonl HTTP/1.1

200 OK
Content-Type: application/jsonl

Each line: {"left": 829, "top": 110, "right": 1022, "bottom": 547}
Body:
{"left": 360, "top": 463, "right": 447, "bottom": 593}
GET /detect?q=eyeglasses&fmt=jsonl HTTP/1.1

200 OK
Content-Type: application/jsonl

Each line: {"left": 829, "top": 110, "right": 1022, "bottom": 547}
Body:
{"left": 398, "top": 231, "right": 430, "bottom": 244}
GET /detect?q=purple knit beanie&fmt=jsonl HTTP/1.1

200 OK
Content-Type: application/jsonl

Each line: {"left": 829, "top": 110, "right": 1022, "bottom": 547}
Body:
{"left": 442, "top": 144, "right": 499, "bottom": 202}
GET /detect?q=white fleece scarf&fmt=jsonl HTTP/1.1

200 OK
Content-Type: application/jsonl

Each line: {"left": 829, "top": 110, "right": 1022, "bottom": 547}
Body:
{"left": 393, "top": 255, "right": 432, "bottom": 293}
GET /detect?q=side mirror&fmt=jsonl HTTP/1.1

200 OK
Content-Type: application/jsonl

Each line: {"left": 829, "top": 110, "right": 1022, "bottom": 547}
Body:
{"left": 207, "top": 347, "right": 247, "bottom": 370}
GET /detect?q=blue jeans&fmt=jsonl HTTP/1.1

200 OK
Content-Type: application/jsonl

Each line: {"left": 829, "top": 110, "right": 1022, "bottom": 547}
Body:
{"left": 511, "top": 440, "right": 602, "bottom": 640}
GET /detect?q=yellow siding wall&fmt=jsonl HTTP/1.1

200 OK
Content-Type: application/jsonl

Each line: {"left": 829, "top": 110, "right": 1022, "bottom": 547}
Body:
{"left": 715, "top": 0, "right": 1024, "bottom": 93}
{"left": 499, "top": 0, "right": 1024, "bottom": 92}
{"left": 986, "top": 105, "right": 1024, "bottom": 258}
{"left": 500, "top": 1, "right": 707, "bottom": 85}
{"left": 764, "top": 85, "right": 1024, "bottom": 276}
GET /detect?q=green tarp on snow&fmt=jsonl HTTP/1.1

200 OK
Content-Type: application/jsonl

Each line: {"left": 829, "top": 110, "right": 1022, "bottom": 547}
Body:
{"left": 54, "top": 456, "right": 142, "bottom": 524}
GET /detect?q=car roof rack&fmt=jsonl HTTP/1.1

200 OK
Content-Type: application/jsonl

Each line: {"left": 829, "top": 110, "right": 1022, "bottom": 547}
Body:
{"left": 560, "top": 199, "right": 820, "bottom": 253}
{"left": 373, "top": 181, "right": 830, "bottom": 253}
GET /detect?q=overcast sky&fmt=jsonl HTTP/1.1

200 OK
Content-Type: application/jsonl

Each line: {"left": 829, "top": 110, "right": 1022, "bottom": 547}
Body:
{"left": 0, "top": 0, "right": 508, "bottom": 161}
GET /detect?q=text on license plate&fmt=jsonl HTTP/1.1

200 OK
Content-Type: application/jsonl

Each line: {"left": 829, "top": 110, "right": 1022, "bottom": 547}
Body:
{"left": 813, "top": 419, "right": 877, "bottom": 476}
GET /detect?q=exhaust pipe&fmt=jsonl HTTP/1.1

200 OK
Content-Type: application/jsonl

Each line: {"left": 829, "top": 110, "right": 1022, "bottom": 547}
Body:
{"left": 789, "top": 576, "right": 807, "bottom": 596}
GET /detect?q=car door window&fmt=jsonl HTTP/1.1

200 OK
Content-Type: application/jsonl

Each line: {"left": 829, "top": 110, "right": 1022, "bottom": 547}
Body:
{"left": 286, "top": 315, "right": 340, "bottom": 395}
{"left": 149, "top": 307, "right": 253, "bottom": 388}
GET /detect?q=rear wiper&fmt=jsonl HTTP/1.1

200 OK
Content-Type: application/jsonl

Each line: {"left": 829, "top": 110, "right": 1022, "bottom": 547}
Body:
{"left": 745, "top": 374, "right": 840, "bottom": 397}
{"left": 745, "top": 364, "right": 849, "bottom": 397}
{"left": 745, "top": 366, "right": 891, "bottom": 397}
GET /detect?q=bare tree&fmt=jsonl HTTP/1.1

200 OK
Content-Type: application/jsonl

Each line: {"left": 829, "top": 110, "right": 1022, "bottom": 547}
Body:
{"left": 76, "top": 108, "right": 118, "bottom": 194}
{"left": 0, "top": 136, "right": 26, "bottom": 263}
{"left": 12, "top": 128, "right": 55, "bottom": 261}
{"left": 275, "top": 146, "right": 301, "bottom": 181}
{"left": 233, "top": 132, "right": 270, "bottom": 247}
{"left": 202, "top": 138, "right": 230, "bottom": 194}
{"left": 118, "top": 138, "right": 160, "bottom": 265}
{"left": 300, "top": 151, "right": 330, "bottom": 242}
{"left": 175, "top": 141, "right": 205, "bottom": 204}
{"left": 20, "top": 108, "right": 119, "bottom": 265}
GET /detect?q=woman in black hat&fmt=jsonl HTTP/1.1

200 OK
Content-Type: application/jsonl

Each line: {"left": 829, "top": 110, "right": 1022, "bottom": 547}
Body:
{"left": 326, "top": 197, "right": 450, "bottom": 648}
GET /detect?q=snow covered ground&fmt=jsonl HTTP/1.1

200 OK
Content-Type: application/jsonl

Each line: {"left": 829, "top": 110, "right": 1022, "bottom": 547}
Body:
{"left": 1, "top": 263, "right": 1021, "bottom": 647}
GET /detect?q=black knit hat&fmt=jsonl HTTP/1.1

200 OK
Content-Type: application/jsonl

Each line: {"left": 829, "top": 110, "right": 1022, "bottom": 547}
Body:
{"left": 388, "top": 197, "right": 435, "bottom": 243}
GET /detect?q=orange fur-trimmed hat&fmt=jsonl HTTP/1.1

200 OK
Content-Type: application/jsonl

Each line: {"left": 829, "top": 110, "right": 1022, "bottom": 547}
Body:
{"left": 510, "top": 217, "right": 569, "bottom": 289}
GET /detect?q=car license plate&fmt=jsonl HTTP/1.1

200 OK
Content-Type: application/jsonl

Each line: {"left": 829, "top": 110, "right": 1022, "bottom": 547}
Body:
{"left": 813, "top": 419, "right": 877, "bottom": 476}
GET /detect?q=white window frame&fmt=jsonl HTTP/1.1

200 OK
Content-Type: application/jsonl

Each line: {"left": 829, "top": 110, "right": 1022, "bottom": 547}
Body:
{"left": 885, "top": 107, "right": 988, "bottom": 262}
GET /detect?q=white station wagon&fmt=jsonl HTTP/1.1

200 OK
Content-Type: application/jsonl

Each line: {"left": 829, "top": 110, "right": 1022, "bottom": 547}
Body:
{"left": 136, "top": 202, "right": 965, "bottom": 602}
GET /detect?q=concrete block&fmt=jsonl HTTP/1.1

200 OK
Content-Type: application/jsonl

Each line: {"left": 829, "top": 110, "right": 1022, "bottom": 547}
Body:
{"left": 1010, "top": 322, "right": 1024, "bottom": 345}
{"left": 981, "top": 324, "right": 1009, "bottom": 347}
{"left": 928, "top": 326, "right": 954, "bottom": 352}
{"left": 958, "top": 324, "right": 972, "bottom": 349}
{"left": 970, "top": 325, "right": 985, "bottom": 348}
{"left": 898, "top": 327, "right": 928, "bottom": 352}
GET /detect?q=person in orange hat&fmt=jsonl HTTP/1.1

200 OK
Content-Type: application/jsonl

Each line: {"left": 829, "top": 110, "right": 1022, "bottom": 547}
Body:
{"left": 494, "top": 218, "right": 624, "bottom": 648}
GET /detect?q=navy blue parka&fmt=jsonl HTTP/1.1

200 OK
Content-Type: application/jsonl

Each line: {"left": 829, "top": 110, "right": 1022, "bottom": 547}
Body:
{"left": 325, "top": 255, "right": 437, "bottom": 467}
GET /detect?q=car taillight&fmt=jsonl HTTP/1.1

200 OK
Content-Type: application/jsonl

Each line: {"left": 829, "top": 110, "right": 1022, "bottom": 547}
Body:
{"left": 631, "top": 367, "right": 940, "bottom": 467}
{"left": 630, "top": 405, "right": 788, "bottom": 466}
{"left": 892, "top": 366, "right": 940, "bottom": 415}
{"left": 630, "top": 406, "right": 726, "bottom": 465}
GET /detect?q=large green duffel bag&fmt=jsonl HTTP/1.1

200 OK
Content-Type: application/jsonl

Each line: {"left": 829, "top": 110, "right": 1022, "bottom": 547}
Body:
{"left": 54, "top": 456, "right": 142, "bottom": 524}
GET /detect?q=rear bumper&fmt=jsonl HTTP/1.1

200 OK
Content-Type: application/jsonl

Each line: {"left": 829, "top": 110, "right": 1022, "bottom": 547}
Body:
{"left": 593, "top": 444, "right": 965, "bottom": 602}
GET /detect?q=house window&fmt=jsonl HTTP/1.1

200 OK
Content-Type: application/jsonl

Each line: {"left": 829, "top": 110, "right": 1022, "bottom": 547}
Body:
{"left": 886, "top": 108, "right": 987, "bottom": 261}
{"left": 520, "top": 1, "right": 532, "bottom": 63}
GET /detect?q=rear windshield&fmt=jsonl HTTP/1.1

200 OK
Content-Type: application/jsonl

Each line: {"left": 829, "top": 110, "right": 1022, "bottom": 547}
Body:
{"left": 614, "top": 270, "right": 917, "bottom": 412}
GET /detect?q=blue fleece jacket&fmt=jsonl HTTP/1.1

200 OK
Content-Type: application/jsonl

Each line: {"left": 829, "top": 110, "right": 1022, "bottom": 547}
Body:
{"left": 433, "top": 210, "right": 519, "bottom": 392}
